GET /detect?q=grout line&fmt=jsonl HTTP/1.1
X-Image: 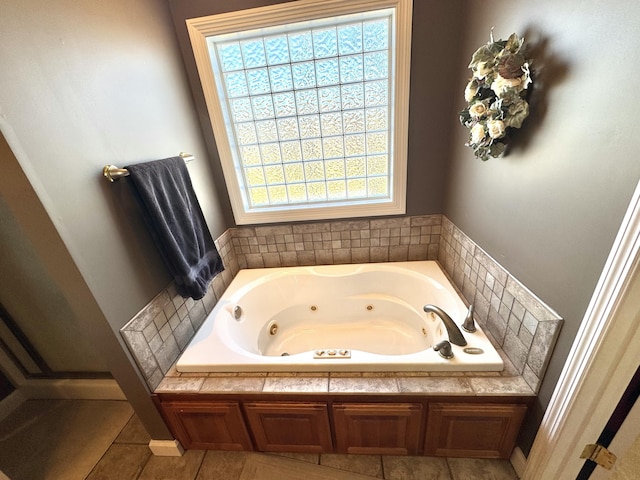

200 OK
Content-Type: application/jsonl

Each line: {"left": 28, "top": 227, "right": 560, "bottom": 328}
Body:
{"left": 83, "top": 409, "right": 135, "bottom": 480}
{"left": 445, "top": 457, "right": 455, "bottom": 480}
{"left": 132, "top": 451, "right": 153, "bottom": 480}
{"left": 191, "top": 450, "right": 207, "bottom": 480}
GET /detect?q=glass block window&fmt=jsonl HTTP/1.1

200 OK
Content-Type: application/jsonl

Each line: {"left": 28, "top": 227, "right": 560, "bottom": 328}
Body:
{"left": 187, "top": 0, "right": 411, "bottom": 224}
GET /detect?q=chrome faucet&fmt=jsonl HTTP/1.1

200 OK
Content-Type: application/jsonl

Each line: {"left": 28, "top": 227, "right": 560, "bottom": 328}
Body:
{"left": 433, "top": 340, "right": 454, "bottom": 359}
{"left": 423, "top": 304, "right": 467, "bottom": 346}
{"left": 462, "top": 304, "right": 476, "bottom": 333}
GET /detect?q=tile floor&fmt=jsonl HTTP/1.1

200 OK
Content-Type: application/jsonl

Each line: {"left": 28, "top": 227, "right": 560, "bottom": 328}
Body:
{"left": 0, "top": 399, "right": 519, "bottom": 480}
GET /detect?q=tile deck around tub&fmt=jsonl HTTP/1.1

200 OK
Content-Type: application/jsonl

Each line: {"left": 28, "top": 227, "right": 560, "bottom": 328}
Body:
{"left": 124, "top": 214, "right": 561, "bottom": 399}
{"left": 154, "top": 348, "right": 535, "bottom": 397}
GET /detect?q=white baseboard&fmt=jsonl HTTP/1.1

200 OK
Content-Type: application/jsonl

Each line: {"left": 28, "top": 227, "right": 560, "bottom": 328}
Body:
{"left": 20, "top": 378, "right": 126, "bottom": 400}
{"left": 148, "top": 439, "right": 184, "bottom": 456}
{"left": 0, "top": 389, "right": 27, "bottom": 423}
{"left": 510, "top": 446, "right": 527, "bottom": 478}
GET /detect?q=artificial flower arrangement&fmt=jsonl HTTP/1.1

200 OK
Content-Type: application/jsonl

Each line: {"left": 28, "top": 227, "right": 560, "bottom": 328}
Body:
{"left": 460, "top": 32, "right": 532, "bottom": 161}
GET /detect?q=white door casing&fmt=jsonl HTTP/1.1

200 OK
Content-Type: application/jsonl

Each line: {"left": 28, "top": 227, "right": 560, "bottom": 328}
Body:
{"left": 523, "top": 178, "right": 640, "bottom": 479}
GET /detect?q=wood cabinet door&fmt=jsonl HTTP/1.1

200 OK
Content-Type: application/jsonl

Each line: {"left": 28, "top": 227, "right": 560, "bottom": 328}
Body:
{"left": 161, "top": 401, "right": 253, "bottom": 451}
{"left": 244, "top": 402, "right": 333, "bottom": 453}
{"left": 424, "top": 402, "right": 527, "bottom": 459}
{"left": 333, "top": 403, "right": 423, "bottom": 455}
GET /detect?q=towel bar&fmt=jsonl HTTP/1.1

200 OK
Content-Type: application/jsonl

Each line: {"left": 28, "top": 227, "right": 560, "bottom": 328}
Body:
{"left": 103, "top": 152, "right": 195, "bottom": 182}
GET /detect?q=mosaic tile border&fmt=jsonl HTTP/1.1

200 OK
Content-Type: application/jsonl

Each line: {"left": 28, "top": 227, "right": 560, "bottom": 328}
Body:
{"left": 438, "top": 216, "right": 563, "bottom": 392}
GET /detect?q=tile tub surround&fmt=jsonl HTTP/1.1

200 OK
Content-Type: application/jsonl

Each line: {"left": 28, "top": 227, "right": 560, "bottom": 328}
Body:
{"left": 438, "top": 217, "right": 563, "bottom": 393}
{"left": 121, "top": 230, "right": 237, "bottom": 391}
{"left": 229, "top": 215, "right": 442, "bottom": 269}
{"left": 121, "top": 215, "right": 441, "bottom": 390}
{"left": 121, "top": 213, "right": 561, "bottom": 394}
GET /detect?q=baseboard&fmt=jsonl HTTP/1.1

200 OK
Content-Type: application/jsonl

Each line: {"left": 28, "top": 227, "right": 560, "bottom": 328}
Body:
{"left": 20, "top": 378, "right": 126, "bottom": 400}
{"left": 0, "top": 389, "right": 27, "bottom": 422}
{"left": 148, "top": 439, "right": 184, "bottom": 456}
{"left": 510, "top": 446, "right": 527, "bottom": 478}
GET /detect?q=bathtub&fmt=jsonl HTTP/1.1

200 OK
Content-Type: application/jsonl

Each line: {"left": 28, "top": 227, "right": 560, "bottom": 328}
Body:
{"left": 176, "top": 261, "right": 504, "bottom": 372}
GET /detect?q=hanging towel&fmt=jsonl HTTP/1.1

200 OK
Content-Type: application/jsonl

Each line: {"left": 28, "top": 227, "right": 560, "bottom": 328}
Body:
{"left": 127, "top": 156, "right": 224, "bottom": 300}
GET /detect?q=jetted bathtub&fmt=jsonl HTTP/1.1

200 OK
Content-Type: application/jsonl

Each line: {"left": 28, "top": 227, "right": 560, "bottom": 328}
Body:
{"left": 176, "top": 261, "right": 504, "bottom": 372}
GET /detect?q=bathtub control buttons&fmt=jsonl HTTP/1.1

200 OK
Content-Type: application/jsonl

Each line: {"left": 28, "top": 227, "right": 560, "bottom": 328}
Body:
{"left": 314, "top": 349, "right": 351, "bottom": 359}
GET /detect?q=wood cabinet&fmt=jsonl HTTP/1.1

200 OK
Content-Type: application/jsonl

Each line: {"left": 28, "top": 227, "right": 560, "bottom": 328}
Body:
{"left": 333, "top": 403, "right": 422, "bottom": 455}
{"left": 160, "top": 400, "right": 252, "bottom": 451}
{"left": 155, "top": 394, "right": 529, "bottom": 458}
{"left": 243, "top": 402, "right": 333, "bottom": 453}
{"left": 424, "top": 402, "right": 527, "bottom": 459}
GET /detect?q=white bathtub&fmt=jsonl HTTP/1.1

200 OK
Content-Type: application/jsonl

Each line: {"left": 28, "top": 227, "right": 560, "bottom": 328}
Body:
{"left": 177, "top": 261, "right": 504, "bottom": 372}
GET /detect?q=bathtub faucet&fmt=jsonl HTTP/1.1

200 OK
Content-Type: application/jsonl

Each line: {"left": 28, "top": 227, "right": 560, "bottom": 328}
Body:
{"left": 423, "top": 304, "right": 467, "bottom": 346}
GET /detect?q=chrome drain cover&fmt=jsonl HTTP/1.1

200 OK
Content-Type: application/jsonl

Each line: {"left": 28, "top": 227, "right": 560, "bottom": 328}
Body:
{"left": 463, "top": 347, "right": 484, "bottom": 355}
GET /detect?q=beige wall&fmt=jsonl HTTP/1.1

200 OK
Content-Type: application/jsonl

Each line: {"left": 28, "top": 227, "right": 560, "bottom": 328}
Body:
{"left": 0, "top": 0, "right": 229, "bottom": 437}
{"left": 444, "top": 0, "right": 640, "bottom": 451}
{"left": 0, "top": 134, "right": 106, "bottom": 373}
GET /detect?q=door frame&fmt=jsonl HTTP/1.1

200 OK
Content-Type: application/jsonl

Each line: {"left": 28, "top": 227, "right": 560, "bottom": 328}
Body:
{"left": 523, "top": 179, "right": 640, "bottom": 479}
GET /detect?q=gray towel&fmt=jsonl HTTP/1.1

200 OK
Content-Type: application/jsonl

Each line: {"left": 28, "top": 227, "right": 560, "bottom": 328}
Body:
{"left": 127, "top": 156, "right": 223, "bottom": 300}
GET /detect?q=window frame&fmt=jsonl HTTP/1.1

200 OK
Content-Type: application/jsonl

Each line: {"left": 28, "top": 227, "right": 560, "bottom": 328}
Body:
{"left": 186, "top": 0, "right": 412, "bottom": 225}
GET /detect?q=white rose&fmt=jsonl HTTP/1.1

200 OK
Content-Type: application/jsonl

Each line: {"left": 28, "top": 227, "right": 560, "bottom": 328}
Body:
{"left": 491, "top": 74, "right": 523, "bottom": 96}
{"left": 487, "top": 119, "right": 506, "bottom": 139}
{"left": 464, "top": 80, "right": 478, "bottom": 102}
{"left": 469, "top": 102, "right": 487, "bottom": 118}
{"left": 470, "top": 123, "right": 486, "bottom": 144}
{"left": 473, "top": 61, "right": 492, "bottom": 79}
{"left": 492, "top": 75, "right": 523, "bottom": 94}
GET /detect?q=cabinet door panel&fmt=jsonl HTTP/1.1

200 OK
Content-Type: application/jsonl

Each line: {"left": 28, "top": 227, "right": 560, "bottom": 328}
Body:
{"left": 333, "top": 403, "right": 422, "bottom": 455}
{"left": 244, "top": 402, "right": 333, "bottom": 453}
{"left": 424, "top": 403, "right": 527, "bottom": 458}
{"left": 162, "top": 401, "right": 252, "bottom": 450}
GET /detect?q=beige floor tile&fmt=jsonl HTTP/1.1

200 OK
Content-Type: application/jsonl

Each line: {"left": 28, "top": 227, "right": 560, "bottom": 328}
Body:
{"left": 383, "top": 455, "right": 451, "bottom": 480}
{"left": 270, "top": 451, "right": 320, "bottom": 464}
{"left": 86, "top": 444, "right": 151, "bottom": 480}
{"left": 447, "top": 457, "right": 519, "bottom": 480}
{"left": 115, "top": 413, "right": 151, "bottom": 444}
{"left": 196, "top": 450, "right": 251, "bottom": 480}
{"left": 239, "top": 453, "right": 380, "bottom": 480}
{"left": 0, "top": 399, "right": 64, "bottom": 434}
{"left": 138, "top": 449, "right": 205, "bottom": 480}
{"left": 0, "top": 399, "right": 133, "bottom": 480}
{"left": 320, "top": 453, "right": 384, "bottom": 478}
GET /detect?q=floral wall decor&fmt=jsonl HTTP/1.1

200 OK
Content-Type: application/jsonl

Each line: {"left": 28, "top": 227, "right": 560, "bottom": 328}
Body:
{"left": 460, "top": 32, "right": 532, "bottom": 161}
